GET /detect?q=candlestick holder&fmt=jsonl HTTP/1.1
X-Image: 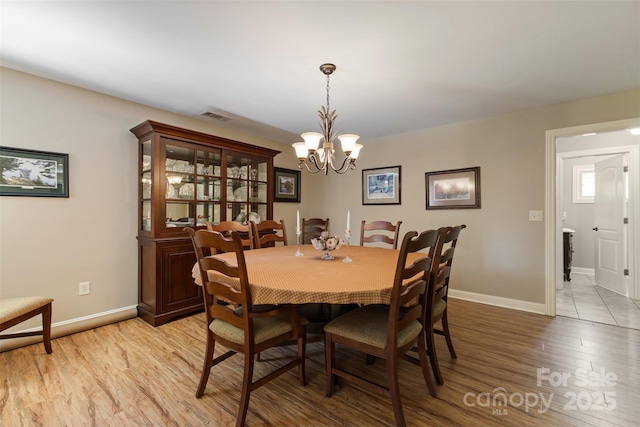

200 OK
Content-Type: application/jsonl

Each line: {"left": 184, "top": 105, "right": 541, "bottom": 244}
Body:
{"left": 343, "top": 229, "right": 352, "bottom": 263}
{"left": 295, "top": 228, "right": 303, "bottom": 256}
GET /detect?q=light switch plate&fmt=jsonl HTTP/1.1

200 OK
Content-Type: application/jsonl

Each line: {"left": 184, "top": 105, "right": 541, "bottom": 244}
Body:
{"left": 529, "top": 210, "right": 543, "bottom": 221}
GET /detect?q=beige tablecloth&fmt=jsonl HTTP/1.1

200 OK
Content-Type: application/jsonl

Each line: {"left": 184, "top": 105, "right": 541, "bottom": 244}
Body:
{"left": 192, "top": 244, "right": 421, "bottom": 306}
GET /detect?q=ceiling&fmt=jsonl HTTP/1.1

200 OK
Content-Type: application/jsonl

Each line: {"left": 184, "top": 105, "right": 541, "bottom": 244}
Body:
{"left": 2, "top": 1, "right": 639, "bottom": 144}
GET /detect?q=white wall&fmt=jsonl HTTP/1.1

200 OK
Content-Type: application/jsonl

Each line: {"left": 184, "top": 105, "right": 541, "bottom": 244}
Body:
{"left": 1, "top": 66, "right": 639, "bottom": 347}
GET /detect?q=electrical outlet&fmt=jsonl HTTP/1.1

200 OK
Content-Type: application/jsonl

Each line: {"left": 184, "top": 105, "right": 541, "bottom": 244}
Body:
{"left": 79, "top": 281, "right": 90, "bottom": 295}
{"left": 529, "top": 210, "right": 543, "bottom": 222}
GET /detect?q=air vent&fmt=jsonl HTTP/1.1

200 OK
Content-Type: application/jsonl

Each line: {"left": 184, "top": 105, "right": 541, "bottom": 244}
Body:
{"left": 200, "top": 111, "right": 231, "bottom": 122}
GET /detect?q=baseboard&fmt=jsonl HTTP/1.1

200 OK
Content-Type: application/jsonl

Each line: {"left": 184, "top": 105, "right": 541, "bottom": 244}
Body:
{"left": 0, "top": 305, "right": 138, "bottom": 352}
{"left": 449, "top": 289, "right": 546, "bottom": 315}
{"left": 571, "top": 267, "right": 595, "bottom": 275}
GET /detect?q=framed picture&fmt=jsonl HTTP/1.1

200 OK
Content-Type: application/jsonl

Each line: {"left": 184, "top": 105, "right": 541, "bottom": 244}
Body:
{"left": 362, "top": 166, "right": 401, "bottom": 205}
{"left": 425, "top": 166, "right": 480, "bottom": 209}
{"left": 0, "top": 147, "right": 69, "bottom": 198}
{"left": 274, "top": 167, "right": 301, "bottom": 202}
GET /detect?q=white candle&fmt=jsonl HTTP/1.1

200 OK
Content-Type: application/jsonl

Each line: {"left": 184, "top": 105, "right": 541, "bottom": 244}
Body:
{"left": 347, "top": 210, "right": 350, "bottom": 232}
{"left": 297, "top": 210, "right": 300, "bottom": 230}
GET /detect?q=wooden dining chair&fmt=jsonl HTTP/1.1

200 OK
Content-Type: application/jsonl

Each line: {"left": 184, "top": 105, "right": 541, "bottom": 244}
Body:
{"left": 0, "top": 296, "right": 54, "bottom": 354}
{"left": 425, "top": 224, "right": 466, "bottom": 386}
{"left": 302, "top": 217, "right": 329, "bottom": 244}
{"left": 360, "top": 220, "right": 403, "bottom": 249}
{"left": 252, "top": 219, "right": 288, "bottom": 248}
{"left": 186, "top": 228, "right": 307, "bottom": 427}
{"left": 206, "top": 220, "right": 255, "bottom": 251}
{"left": 324, "top": 229, "right": 439, "bottom": 427}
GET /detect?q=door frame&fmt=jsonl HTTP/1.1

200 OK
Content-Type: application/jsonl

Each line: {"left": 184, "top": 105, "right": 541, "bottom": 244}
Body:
{"left": 545, "top": 118, "right": 640, "bottom": 316}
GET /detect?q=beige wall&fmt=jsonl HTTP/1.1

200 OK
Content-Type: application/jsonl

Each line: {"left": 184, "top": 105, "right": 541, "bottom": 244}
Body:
{"left": 1, "top": 66, "right": 639, "bottom": 340}
{"left": 315, "top": 89, "right": 639, "bottom": 303}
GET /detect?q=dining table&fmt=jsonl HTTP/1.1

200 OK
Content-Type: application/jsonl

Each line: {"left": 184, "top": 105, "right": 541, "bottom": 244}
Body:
{"left": 191, "top": 244, "right": 423, "bottom": 306}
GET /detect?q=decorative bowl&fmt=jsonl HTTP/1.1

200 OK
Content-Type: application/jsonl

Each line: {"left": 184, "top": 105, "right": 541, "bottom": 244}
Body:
{"left": 311, "top": 231, "right": 344, "bottom": 260}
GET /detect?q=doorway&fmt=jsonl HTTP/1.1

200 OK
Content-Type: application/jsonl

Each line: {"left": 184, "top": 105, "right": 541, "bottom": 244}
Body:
{"left": 545, "top": 118, "right": 640, "bottom": 320}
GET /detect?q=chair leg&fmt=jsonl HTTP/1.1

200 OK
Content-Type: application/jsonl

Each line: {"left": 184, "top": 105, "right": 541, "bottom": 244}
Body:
{"left": 441, "top": 311, "right": 457, "bottom": 359}
{"left": 236, "top": 352, "right": 255, "bottom": 427}
{"left": 297, "top": 327, "right": 307, "bottom": 386}
{"left": 196, "top": 331, "right": 216, "bottom": 398}
{"left": 42, "top": 303, "right": 52, "bottom": 354}
{"left": 386, "top": 356, "right": 406, "bottom": 427}
{"left": 416, "top": 328, "right": 437, "bottom": 397}
{"left": 325, "top": 333, "right": 335, "bottom": 397}
{"left": 426, "top": 323, "right": 444, "bottom": 385}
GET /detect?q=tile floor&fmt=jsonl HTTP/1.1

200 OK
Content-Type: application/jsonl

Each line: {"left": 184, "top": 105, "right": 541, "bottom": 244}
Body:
{"left": 556, "top": 273, "right": 640, "bottom": 330}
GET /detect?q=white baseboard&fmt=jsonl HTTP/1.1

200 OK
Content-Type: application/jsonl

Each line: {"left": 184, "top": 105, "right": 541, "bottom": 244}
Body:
{"left": 571, "top": 267, "right": 595, "bottom": 276}
{"left": 0, "top": 305, "right": 138, "bottom": 352}
{"left": 449, "top": 289, "right": 546, "bottom": 315}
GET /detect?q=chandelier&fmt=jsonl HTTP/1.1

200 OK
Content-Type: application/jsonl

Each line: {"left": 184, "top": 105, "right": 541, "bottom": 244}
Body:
{"left": 292, "top": 63, "right": 363, "bottom": 174}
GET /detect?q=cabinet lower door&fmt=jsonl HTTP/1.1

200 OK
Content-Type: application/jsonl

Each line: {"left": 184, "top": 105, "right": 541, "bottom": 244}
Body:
{"left": 138, "top": 237, "right": 202, "bottom": 326}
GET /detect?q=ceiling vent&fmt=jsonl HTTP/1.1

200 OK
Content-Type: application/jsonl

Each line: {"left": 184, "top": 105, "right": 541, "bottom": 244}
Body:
{"left": 200, "top": 111, "right": 231, "bottom": 122}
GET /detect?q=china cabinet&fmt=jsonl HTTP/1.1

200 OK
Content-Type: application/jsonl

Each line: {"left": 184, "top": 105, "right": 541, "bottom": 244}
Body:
{"left": 131, "top": 120, "right": 280, "bottom": 326}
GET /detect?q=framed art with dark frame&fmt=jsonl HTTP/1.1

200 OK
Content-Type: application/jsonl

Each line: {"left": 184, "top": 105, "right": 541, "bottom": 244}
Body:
{"left": 362, "top": 165, "right": 401, "bottom": 205}
{"left": 274, "top": 167, "right": 301, "bottom": 202}
{"left": 0, "top": 146, "right": 69, "bottom": 198}
{"left": 425, "top": 166, "right": 480, "bottom": 209}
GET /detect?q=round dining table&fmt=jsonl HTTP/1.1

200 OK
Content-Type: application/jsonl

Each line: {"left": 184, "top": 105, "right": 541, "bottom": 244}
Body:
{"left": 191, "top": 244, "right": 422, "bottom": 306}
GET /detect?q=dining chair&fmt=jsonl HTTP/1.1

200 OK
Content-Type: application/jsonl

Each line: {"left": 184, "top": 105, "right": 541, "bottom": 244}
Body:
{"left": 206, "top": 220, "right": 255, "bottom": 251}
{"left": 302, "top": 217, "right": 329, "bottom": 244}
{"left": 0, "top": 296, "right": 54, "bottom": 354}
{"left": 360, "top": 220, "right": 403, "bottom": 249}
{"left": 252, "top": 219, "right": 288, "bottom": 248}
{"left": 425, "top": 224, "right": 466, "bottom": 386}
{"left": 324, "top": 229, "right": 439, "bottom": 427}
{"left": 186, "top": 227, "right": 308, "bottom": 427}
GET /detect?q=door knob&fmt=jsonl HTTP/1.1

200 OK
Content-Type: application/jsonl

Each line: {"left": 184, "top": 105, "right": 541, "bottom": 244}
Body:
{"left": 592, "top": 227, "right": 598, "bottom": 231}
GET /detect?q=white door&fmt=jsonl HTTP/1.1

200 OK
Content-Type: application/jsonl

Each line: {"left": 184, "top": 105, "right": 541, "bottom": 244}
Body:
{"left": 594, "top": 154, "right": 627, "bottom": 295}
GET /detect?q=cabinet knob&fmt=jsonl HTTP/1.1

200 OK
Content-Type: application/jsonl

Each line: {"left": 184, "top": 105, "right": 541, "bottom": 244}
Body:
{"left": 592, "top": 227, "right": 598, "bottom": 231}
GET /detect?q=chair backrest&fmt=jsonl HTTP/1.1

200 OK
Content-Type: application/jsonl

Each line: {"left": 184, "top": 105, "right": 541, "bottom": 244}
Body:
{"left": 186, "top": 228, "right": 253, "bottom": 332}
{"left": 252, "top": 219, "right": 288, "bottom": 248}
{"left": 206, "top": 220, "right": 255, "bottom": 251}
{"left": 360, "top": 220, "right": 403, "bottom": 249}
{"left": 302, "top": 217, "right": 329, "bottom": 244}
{"left": 387, "top": 229, "right": 439, "bottom": 348}
{"left": 427, "top": 225, "right": 466, "bottom": 321}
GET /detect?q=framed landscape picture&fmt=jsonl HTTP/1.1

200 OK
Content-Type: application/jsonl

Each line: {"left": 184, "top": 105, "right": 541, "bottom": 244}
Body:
{"left": 0, "top": 147, "right": 69, "bottom": 197}
{"left": 274, "top": 167, "right": 301, "bottom": 202}
{"left": 425, "top": 166, "right": 480, "bottom": 209}
{"left": 362, "top": 166, "right": 401, "bottom": 205}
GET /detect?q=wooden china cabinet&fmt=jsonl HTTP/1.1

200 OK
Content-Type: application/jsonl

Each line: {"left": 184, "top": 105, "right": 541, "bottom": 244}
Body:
{"left": 130, "top": 120, "right": 280, "bottom": 326}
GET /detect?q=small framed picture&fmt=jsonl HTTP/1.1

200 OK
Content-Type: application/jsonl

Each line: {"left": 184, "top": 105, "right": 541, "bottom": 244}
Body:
{"left": 0, "top": 146, "right": 69, "bottom": 197}
{"left": 425, "top": 166, "right": 480, "bottom": 209}
{"left": 274, "top": 167, "right": 301, "bottom": 202}
{"left": 362, "top": 166, "right": 401, "bottom": 205}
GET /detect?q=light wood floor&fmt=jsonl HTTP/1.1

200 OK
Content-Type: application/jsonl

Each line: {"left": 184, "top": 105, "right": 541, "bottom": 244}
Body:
{"left": 2, "top": 299, "right": 639, "bottom": 426}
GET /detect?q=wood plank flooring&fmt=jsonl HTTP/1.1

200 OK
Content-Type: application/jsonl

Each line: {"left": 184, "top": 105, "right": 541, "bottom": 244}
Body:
{"left": 1, "top": 299, "right": 639, "bottom": 426}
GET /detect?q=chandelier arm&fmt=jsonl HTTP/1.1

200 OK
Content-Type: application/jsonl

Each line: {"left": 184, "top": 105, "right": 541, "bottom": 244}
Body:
{"left": 298, "top": 159, "right": 322, "bottom": 174}
{"left": 330, "top": 156, "right": 355, "bottom": 174}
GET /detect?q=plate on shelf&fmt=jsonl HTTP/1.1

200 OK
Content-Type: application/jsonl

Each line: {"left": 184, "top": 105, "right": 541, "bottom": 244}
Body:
{"left": 248, "top": 212, "right": 261, "bottom": 224}
{"left": 234, "top": 186, "right": 247, "bottom": 201}
{"left": 179, "top": 183, "right": 194, "bottom": 198}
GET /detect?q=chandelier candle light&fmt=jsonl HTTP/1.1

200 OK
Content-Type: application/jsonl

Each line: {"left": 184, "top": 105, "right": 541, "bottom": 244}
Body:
{"left": 344, "top": 210, "right": 352, "bottom": 263}
{"left": 292, "top": 63, "right": 363, "bottom": 174}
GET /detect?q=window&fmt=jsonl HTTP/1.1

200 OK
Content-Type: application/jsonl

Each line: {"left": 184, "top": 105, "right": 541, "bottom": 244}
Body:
{"left": 572, "top": 164, "right": 594, "bottom": 203}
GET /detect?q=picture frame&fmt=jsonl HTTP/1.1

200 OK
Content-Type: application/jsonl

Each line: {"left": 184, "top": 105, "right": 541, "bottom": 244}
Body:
{"left": 274, "top": 167, "right": 301, "bottom": 202}
{"left": 362, "top": 166, "right": 401, "bottom": 205}
{"left": 0, "top": 146, "right": 69, "bottom": 198}
{"left": 425, "top": 166, "right": 480, "bottom": 209}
